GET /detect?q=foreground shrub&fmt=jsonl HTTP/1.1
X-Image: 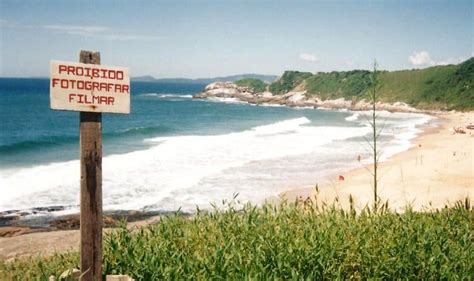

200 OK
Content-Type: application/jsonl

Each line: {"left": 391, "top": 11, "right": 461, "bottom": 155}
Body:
{"left": 1, "top": 202, "right": 473, "bottom": 280}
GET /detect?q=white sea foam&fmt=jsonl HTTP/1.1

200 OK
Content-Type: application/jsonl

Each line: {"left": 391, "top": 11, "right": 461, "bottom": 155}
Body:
{"left": 345, "top": 113, "right": 360, "bottom": 121}
{"left": 160, "top": 94, "right": 193, "bottom": 98}
{"left": 377, "top": 113, "right": 434, "bottom": 161}
{"left": 0, "top": 113, "right": 433, "bottom": 214}
{"left": 139, "top": 93, "right": 193, "bottom": 98}
{"left": 251, "top": 117, "right": 310, "bottom": 135}
{"left": 257, "top": 103, "right": 286, "bottom": 107}
{"left": 293, "top": 106, "right": 315, "bottom": 110}
{"left": 206, "top": 97, "right": 247, "bottom": 104}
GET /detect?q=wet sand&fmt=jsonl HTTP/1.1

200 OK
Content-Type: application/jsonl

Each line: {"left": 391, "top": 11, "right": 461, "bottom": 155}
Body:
{"left": 283, "top": 112, "right": 474, "bottom": 212}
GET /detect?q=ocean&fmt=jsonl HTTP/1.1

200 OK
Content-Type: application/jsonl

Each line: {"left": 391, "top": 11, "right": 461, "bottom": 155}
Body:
{"left": 0, "top": 78, "right": 433, "bottom": 216}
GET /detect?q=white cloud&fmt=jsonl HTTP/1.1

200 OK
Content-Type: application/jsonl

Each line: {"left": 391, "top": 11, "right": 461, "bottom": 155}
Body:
{"left": 43, "top": 24, "right": 161, "bottom": 41}
{"left": 409, "top": 51, "right": 433, "bottom": 66}
{"left": 99, "top": 34, "right": 162, "bottom": 41}
{"left": 299, "top": 53, "right": 319, "bottom": 62}
{"left": 44, "top": 24, "right": 108, "bottom": 36}
{"left": 409, "top": 51, "right": 467, "bottom": 67}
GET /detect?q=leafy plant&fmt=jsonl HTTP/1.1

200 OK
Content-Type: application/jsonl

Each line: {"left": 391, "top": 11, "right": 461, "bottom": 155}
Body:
{"left": 1, "top": 201, "right": 472, "bottom": 280}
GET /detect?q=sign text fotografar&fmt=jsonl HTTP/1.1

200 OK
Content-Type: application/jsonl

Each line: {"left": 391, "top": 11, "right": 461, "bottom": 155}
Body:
{"left": 50, "top": 60, "right": 130, "bottom": 114}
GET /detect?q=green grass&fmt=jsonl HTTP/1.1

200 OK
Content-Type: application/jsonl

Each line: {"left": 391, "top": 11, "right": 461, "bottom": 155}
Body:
{"left": 267, "top": 58, "right": 474, "bottom": 110}
{"left": 0, "top": 252, "right": 80, "bottom": 280}
{"left": 234, "top": 78, "right": 268, "bottom": 93}
{"left": 1, "top": 201, "right": 473, "bottom": 280}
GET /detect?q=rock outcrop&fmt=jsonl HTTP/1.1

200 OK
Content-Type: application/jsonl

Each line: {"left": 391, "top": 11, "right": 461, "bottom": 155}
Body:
{"left": 193, "top": 82, "right": 420, "bottom": 113}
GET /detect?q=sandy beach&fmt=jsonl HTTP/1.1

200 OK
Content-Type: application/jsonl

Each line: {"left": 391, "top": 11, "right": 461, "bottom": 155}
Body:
{"left": 0, "top": 215, "right": 161, "bottom": 261}
{"left": 1, "top": 111, "right": 473, "bottom": 261}
{"left": 284, "top": 111, "right": 474, "bottom": 212}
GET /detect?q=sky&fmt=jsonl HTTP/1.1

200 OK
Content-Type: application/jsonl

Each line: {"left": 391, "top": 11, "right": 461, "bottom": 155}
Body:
{"left": 0, "top": 0, "right": 472, "bottom": 78}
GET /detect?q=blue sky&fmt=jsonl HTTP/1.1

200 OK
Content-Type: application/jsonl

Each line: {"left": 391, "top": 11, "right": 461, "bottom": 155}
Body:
{"left": 0, "top": 0, "right": 472, "bottom": 78}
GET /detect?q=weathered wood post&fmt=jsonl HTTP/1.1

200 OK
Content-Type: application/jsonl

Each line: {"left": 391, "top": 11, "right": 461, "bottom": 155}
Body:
{"left": 79, "top": 50, "right": 103, "bottom": 280}
{"left": 50, "top": 51, "right": 130, "bottom": 280}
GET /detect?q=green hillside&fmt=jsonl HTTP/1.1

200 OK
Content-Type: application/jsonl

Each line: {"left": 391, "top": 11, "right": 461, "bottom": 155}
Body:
{"left": 264, "top": 58, "right": 474, "bottom": 110}
{"left": 303, "top": 70, "right": 371, "bottom": 100}
{"left": 378, "top": 58, "right": 473, "bottom": 110}
{"left": 235, "top": 78, "right": 268, "bottom": 92}
{"left": 268, "top": 71, "right": 313, "bottom": 94}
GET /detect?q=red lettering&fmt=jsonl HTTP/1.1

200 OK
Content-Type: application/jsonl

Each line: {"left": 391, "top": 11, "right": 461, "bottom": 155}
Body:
{"left": 76, "top": 67, "right": 84, "bottom": 76}
{"left": 61, "top": 80, "right": 68, "bottom": 89}
{"left": 52, "top": 78, "right": 59, "bottom": 87}
{"left": 108, "top": 97, "right": 114, "bottom": 105}
{"left": 100, "top": 96, "right": 108, "bottom": 104}
{"left": 100, "top": 69, "right": 107, "bottom": 78}
{"left": 116, "top": 71, "right": 123, "bottom": 80}
{"left": 69, "top": 93, "right": 76, "bottom": 102}
{"left": 59, "top": 65, "right": 67, "bottom": 74}
{"left": 122, "top": 85, "right": 129, "bottom": 93}
{"left": 92, "top": 82, "right": 100, "bottom": 91}
{"left": 92, "top": 68, "right": 99, "bottom": 78}
{"left": 84, "top": 95, "right": 91, "bottom": 104}
{"left": 92, "top": 95, "right": 100, "bottom": 104}
{"left": 67, "top": 66, "right": 76, "bottom": 75}
{"left": 84, "top": 67, "right": 91, "bottom": 78}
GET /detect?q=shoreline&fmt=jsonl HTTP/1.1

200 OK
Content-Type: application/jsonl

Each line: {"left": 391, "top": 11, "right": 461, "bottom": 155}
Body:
{"left": 278, "top": 115, "right": 445, "bottom": 202}
{"left": 0, "top": 106, "right": 434, "bottom": 228}
{"left": 194, "top": 81, "right": 431, "bottom": 113}
{"left": 282, "top": 111, "right": 473, "bottom": 212}
{"left": 1, "top": 103, "right": 472, "bottom": 260}
{"left": 194, "top": 83, "right": 472, "bottom": 210}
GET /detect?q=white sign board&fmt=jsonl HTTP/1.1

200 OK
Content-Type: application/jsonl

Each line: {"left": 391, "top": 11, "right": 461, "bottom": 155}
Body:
{"left": 50, "top": 60, "right": 130, "bottom": 114}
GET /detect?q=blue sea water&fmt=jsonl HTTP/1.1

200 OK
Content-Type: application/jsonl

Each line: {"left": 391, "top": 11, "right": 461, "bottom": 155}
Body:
{"left": 0, "top": 78, "right": 433, "bottom": 215}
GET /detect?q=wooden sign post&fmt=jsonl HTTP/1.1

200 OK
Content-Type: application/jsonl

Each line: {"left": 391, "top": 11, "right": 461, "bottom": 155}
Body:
{"left": 50, "top": 50, "right": 130, "bottom": 280}
{"left": 79, "top": 50, "right": 103, "bottom": 280}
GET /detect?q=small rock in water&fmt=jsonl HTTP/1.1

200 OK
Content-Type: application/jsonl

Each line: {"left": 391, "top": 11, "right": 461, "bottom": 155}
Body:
{"left": 0, "top": 215, "right": 19, "bottom": 227}
{"left": 51, "top": 215, "right": 117, "bottom": 230}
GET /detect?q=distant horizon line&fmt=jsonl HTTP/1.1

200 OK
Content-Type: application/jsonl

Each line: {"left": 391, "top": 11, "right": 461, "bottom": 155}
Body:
{"left": 1, "top": 57, "right": 471, "bottom": 80}
{"left": 0, "top": 73, "right": 278, "bottom": 80}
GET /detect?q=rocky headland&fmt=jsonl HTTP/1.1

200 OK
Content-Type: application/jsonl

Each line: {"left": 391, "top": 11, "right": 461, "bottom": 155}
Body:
{"left": 193, "top": 82, "right": 421, "bottom": 113}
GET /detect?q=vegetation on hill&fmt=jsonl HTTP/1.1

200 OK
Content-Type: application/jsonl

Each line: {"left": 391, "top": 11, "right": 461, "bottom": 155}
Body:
{"left": 235, "top": 78, "right": 267, "bottom": 92}
{"left": 1, "top": 201, "right": 472, "bottom": 280}
{"left": 268, "top": 71, "right": 313, "bottom": 94}
{"left": 304, "top": 70, "right": 372, "bottom": 100}
{"left": 263, "top": 58, "right": 473, "bottom": 110}
{"left": 377, "top": 58, "right": 474, "bottom": 110}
